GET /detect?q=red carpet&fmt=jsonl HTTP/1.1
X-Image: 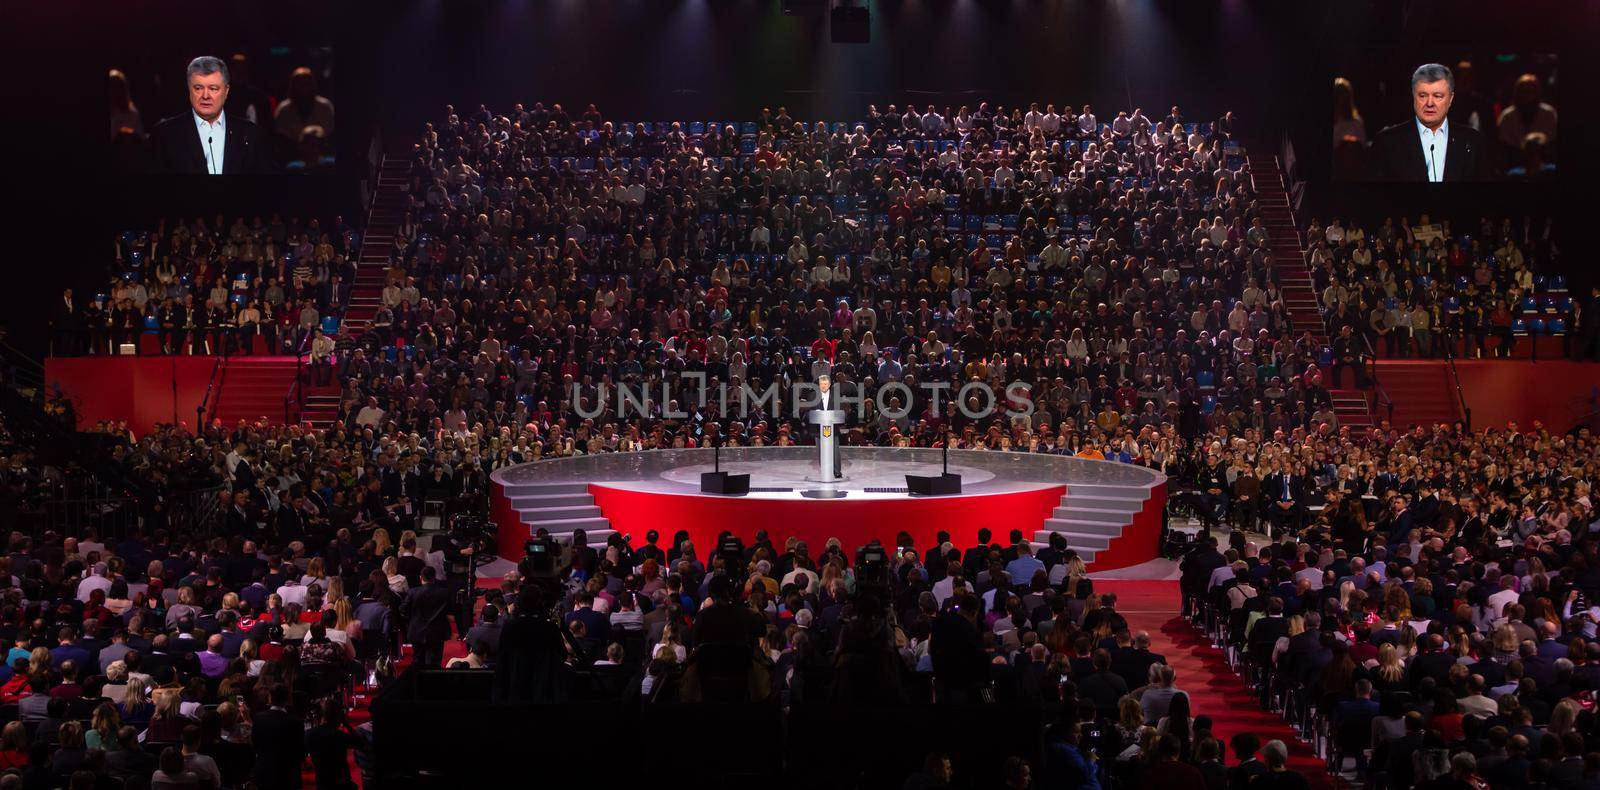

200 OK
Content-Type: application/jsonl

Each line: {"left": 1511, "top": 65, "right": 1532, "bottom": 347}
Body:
{"left": 1097, "top": 580, "right": 1334, "bottom": 789}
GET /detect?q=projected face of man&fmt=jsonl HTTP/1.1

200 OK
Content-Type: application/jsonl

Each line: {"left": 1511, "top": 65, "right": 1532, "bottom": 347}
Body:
{"left": 1413, "top": 78, "right": 1452, "bottom": 131}
{"left": 189, "top": 70, "right": 229, "bottom": 123}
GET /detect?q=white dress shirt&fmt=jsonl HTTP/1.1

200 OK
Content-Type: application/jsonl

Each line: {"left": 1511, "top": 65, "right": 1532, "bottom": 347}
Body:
{"left": 194, "top": 110, "right": 227, "bottom": 175}
{"left": 1415, "top": 116, "right": 1448, "bottom": 182}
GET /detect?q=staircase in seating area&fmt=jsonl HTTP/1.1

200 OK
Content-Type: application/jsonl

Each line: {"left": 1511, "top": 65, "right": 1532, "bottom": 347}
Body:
{"left": 1033, "top": 482, "right": 1156, "bottom": 569}
{"left": 500, "top": 481, "right": 616, "bottom": 551}
{"left": 1248, "top": 153, "right": 1373, "bottom": 430}
{"left": 209, "top": 357, "right": 304, "bottom": 426}
{"left": 297, "top": 154, "right": 414, "bottom": 428}
{"left": 1372, "top": 360, "right": 1461, "bottom": 430}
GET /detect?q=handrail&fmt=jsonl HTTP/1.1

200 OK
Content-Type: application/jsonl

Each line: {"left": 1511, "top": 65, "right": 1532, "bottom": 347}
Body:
{"left": 1357, "top": 333, "right": 1395, "bottom": 426}
{"left": 0, "top": 340, "right": 46, "bottom": 374}
{"left": 1443, "top": 348, "right": 1472, "bottom": 431}
{"left": 284, "top": 346, "right": 305, "bottom": 426}
{"left": 197, "top": 356, "right": 225, "bottom": 428}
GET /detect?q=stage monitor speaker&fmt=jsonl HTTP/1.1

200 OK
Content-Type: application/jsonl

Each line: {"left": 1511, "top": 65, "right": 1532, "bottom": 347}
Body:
{"left": 831, "top": 3, "right": 869, "bottom": 43}
{"left": 906, "top": 473, "right": 962, "bottom": 496}
{"left": 701, "top": 471, "right": 751, "bottom": 495}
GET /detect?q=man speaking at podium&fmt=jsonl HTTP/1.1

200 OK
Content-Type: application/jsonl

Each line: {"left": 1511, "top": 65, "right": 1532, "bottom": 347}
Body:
{"left": 813, "top": 374, "right": 845, "bottom": 477}
{"left": 1370, "top": 63, "right": 1491, "bottom": 182}
{"left": 147, "top": 56, "right": 272, "bottom": 175}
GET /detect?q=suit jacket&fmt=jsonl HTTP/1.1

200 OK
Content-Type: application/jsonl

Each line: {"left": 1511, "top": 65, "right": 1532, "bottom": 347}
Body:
{"left": 1370, "top": 119, "right": 1492, "bottom": 182}
{"left": 400, "top": 582, "right": 455, "bottom": 643}
{"left": 147, "top": 111, "right": 273, "bottom": 175}
{"left": 1264, "top": 473, "right": 1306, "bottom": 506}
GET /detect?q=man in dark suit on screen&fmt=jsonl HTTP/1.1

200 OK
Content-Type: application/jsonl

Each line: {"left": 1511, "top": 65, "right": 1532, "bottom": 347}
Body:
{"left": 146, "top": 56, "right": 272, "bottom": 175}
{"left": 1370, "top": 63, "right": 1492, "bottom": 182}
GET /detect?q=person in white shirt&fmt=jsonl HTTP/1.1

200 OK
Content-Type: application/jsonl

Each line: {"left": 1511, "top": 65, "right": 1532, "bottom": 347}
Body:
{"left": 1077, "top": 105, "right": 1098, "bottom": 136}
{"left": 77, "top": 563, "right": 114, "bottom": 603}
{"left": 277, "top": 573, "right": 309, "bottom": 608}
{"left": 1486, "top": 574, "right": 1520, "bottom": 620}
{"left": 1041, "top": 105, "right": 1062, "bottom": 135}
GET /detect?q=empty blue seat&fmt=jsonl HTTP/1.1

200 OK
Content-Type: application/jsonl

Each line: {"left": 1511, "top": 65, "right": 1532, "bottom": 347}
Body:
{"left": 143, "top": 316, "right": 159, "bottom": 330}
{"left": 1529, "top": 319, "right": 1547, "bottom": 334}
{"left": 1551, "top": 275, "right": 1568, "bottom": 290}
{"left": 1513, "top": 318, "right": 1527, "bottom": 333}
{"left": 1196, "top": 370, "right": 1215, "bottom": 388}
{"left": 1201, "top": 396, "right": 1217, "bottom": 415}
{"left": 688, "top": 122, "right": 705, "bottom": 136}
{"left": 320, "top": 316, "right": 340, "bottom": 334}
{"left": 741, "top": 121, "right": 757, "bottom": 135}
{"left": 1521, "top": 297, "right": 1538, "bottom": 312}
{"left": 1318, "top": 347, "right": 1334, "bottom": 367}
{"left": 1549, "top": 318, "right": 1566, "bottom": 333}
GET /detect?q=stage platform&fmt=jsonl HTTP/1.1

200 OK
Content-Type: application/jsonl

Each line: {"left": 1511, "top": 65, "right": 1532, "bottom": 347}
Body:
{"left": 489, "top": 447, "right": 1167, "bottom": 572}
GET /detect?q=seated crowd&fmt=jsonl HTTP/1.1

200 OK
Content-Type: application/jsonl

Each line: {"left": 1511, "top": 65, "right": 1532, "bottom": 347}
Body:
{"left": 60, "top": 214, "right": 361, "bottom": 357}
{"left": 1307, "top": 213, "right": 1597, "bottom": 369}
{"left": 27, "top": 99, "right": 1596, "bottom": 787}
{"left": 1183, "top": 420, "right": 1600, "bottom": 789}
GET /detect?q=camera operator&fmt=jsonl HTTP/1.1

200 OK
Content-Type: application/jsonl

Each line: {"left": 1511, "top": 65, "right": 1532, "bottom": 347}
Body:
{"left": 440, "top": 515, "right": 482, "bottom": 634}
{"left": 491, "top": 585, "right": 582, "bottom": 702}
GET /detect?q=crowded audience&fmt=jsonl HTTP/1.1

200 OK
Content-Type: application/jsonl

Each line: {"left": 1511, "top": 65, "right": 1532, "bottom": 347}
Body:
{"left": 1305, "top": 213, "right": 1593, "bottom": 366}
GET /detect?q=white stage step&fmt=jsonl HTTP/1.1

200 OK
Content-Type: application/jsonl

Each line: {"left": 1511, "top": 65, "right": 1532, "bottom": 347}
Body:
{"left": 502, "top": 482, "right": 591, "bottom": 496}
{"left": 1065, "top": 484, "right": 1150, "bottom": 499}
{"left": 1052, "top": 505, "right": 1134, "bottom": 523}
{"left": 507, "top": 493, "right": 594, "bottom": 509}
{"left": 1043, "top": 518, "right": 1126, "bottom": 535}
{"left": 516, "top": 505, "right": 603, "bottom": 521}
{"left": 1063, "top": 495, "right": 1148, "bottom": 510}
{"left": 532, "top": 516, "right": 612, "bottom": 533}
{"left": 1035, "top": 530, "right": 1111, "bottom": 549}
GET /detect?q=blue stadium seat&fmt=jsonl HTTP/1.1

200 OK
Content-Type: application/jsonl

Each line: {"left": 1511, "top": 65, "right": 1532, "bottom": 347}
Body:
{"left": 1319, "top": 347, "right": 1334, "bottom": 367}
{"left": 1196, "top": 371, "right": 1215, "bottom": 389}
{"left": 1444, "top": 297, "right": 1460, "bottom": 312}
{"left": 1528, "top": 319, "right": 1546, "bottom": 335}
{"left": 321, "top": 317, "right": 340, "bottom": 334}
{"left": 1512, "top": 319, "right": 1527, "bottom": 333}
{"left": 1551, "top": 275, "right": 1568, "bottom": 291}
{"left": 1520, "top": 297, "right": 1538, "bottom": 313}
{"left": 1549, "top": 318, "right": 1566, "bottom": 333}
{"left": 1201, "top": 396, "right": 1217, "bottom": 415}
{"left": 143, "top": 316, "right": 159, "bottom": 331}
{"left": 689, "top": 122, "right": 705, "bottom": 136}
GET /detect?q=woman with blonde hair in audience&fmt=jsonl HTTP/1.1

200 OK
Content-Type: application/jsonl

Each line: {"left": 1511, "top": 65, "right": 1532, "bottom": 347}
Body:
{"left": 383, "top": 556, "right": 408, "bottom": 595}
{"left": 117, "top": 680, "right": 152, "bottom": 728}
{"left": 1549, "top": 699, "right": 1581, "bottom": 738}
{"left": 1372, "top": 643, "right": 1407, "bottom": 694}
{"left": 301, "top": 556, "right": 329, "bottom": 588}
{"left": 372, "top": 528, "right": 393, "bottom": 556}
{"left": 145, "top": 687, "right": 192, "bottom": 743}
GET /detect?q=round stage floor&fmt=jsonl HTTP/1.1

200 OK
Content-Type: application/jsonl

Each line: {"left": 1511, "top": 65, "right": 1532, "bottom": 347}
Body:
{"left": 490, "top": 447, "right": 1167, "bottom": 571}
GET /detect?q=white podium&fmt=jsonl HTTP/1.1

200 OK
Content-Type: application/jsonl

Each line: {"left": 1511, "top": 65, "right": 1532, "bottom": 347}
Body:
{"left": 807, "top": 408, "right": 848, "bottom": 483}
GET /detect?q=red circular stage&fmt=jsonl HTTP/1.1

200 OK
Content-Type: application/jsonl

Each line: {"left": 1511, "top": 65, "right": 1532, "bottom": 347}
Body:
{"left": 490, "top": 447, "right": 1167, "bottom": 572}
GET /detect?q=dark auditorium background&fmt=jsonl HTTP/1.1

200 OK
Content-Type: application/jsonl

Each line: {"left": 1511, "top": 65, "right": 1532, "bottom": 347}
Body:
{"left": 0, "top": 0, "right": 1588, "bottom": 358}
